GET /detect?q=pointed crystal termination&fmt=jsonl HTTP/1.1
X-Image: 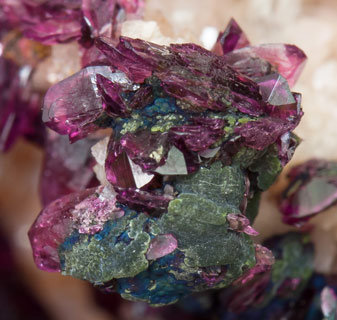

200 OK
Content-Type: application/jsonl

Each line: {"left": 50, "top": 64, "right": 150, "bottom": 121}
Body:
{"left": 105, "top": 136, "right": 156, "bottom": 189}
{"left": 257, "top": 73, "right": 295, "bottom": 106}
{"left": 227, "top": 213, "right": 259, "bottom": 236}
{"left": 280, "top": 159, "right": 337, "bottom": 226}
{"left": 213, "top": 18, "right": 250, "bottom": 55}
{"left": 223, "top": 44, "right": 307, "bottom": 87}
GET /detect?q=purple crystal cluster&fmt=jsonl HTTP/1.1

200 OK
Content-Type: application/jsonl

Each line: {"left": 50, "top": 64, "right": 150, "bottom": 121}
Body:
{"left": 29, "top": 19, "right": 307, "bottom": 306}
{"left": 0, "top": 0, "right": 144, "bottom": 45}
{"left": 0, "top": 0, "right": 144, "bottom": 209}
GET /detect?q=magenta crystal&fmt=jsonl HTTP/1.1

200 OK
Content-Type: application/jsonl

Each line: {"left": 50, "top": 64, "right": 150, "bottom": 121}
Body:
{"left": 281, "top": 159, "right": 337, "bottom": 226}
{"left": 40, "top": 131, "right": 99, "bottom": 206}
{"left": 257, "top": 73, "right": 295, "bottom": 106}
{"left": 0, "top": 0, "right": 144, "bottom": 45}
{"left": 235, "top": 117, "right": 298, "bottom": 151}
{"left": 43, "top": 66, "right": 133, "bottom": 141}
{"left": 29, "top": 185, "right": 120, "bottom": 272}
{"left": 105, "top": 137, "right": 157, "bottom": 189}
{"left": 169, "top": 118, "right": 225, "bottom": 152}
{"left": 96, "top": 36, "right": 265, "bottom": 115}
{"left": 0, "top": 57, "right": 44, "bottom": 151}
{"left": 28, "top": 188, "right": 94, "bottom": 272}
{"left": 213, "top": 18, "right": 250, "bottom": 55}
{"left": 227, "top": 213, "right": 259, "bottom": 236}
{"left": 116, "top": 188, "right": 173, "bottom": 214}
{"left": 146, "top": 234, "right": 178, "bottom": 260}
{"left": 224, "top": 44, "right": 307, "bottom": 87}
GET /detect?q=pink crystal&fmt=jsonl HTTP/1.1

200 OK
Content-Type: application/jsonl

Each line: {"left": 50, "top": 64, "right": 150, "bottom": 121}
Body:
{"left": 257, "top": 73, "right": 295, "bottom": 106}
{"left": 119, "top": 131, "right": 168, "bottom": 171}
{"left": 71, "top": 186, "right": 124, "bottom": 234}
{"left": 105, "top": 136, "right": 157, "bottom": 189}
{"left": 40, "top": 131, "right": 98, "bottom": 206}
{"left": 28, "top": 188, "right": 94, "bottom": 272}
{"left": 227, "top": 213, "right": 259, "bottom": 236}
{"left": 213, "top": 18, "right": 250, "bottom": 55}
{"left": 1, "top": 0, "right": 144, "bottom": 45}
{"left": 224, "top": 44, "right": 307, "bottom": 88}
{"left": 146, "top": 234, "right": 178, "bottom": 260}
{"left": 29, "top": 186, "right": 121, "bottom": 272}
{"left": 43, "top": 66, "right": 132, "bottom": 141}
{"left": 0, "top": 57, "right": 44, "bottom": 151}
{"left": 82, "top": 0, "right": 117, "bottom": 38}
{"left": 281, "top": 159, "right": 337, "bottom": 226}
{"left": 169, "top": 118, "right": 225, "bottom": 152}
{"left": 235, "top": 117, "right": 299, "bottom": 151}
{"left": 116, "top": 188, "right": 173, "bottom": 214}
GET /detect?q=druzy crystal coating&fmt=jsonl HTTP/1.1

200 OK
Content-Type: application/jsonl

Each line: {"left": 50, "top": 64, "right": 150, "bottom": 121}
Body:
{"left": 29, "top": 19, "right": 306, "bottom": 306}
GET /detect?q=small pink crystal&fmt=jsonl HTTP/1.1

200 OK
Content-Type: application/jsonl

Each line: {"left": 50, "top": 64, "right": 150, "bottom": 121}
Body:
{"left": 225, "top": 44, "right": 307, "bottom": 88}
{"left": 213, "top": 18, "right": 250, "bottom": 55}
{"left": 227, "top": 213, "right": 259, "bottom": 236}
{"left": 146, "top": 234, "right": 178, "bottom": 260}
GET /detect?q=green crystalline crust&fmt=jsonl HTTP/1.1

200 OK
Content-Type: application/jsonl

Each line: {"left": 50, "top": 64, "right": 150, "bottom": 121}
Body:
{"left": 249, "top": 145, "right": 282, "bottom": 191}
{"left": 59, "top": 161, "right": 256, "bottom": 297}
{"left": 59, "top": 212, "right": 150, "bottom": 283}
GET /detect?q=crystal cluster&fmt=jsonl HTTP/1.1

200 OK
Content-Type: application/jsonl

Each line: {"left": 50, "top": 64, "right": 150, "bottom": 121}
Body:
{"left": 0, "top": 0, "right": 144, "bottom": 45}
{"left": 29, "top": 19, "right": 307, "bottom": 306}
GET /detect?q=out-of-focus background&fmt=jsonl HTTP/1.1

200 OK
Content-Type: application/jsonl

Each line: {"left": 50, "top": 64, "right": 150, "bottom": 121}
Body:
{"left": 1, "top": 0, "right": 337, "bottom": 319}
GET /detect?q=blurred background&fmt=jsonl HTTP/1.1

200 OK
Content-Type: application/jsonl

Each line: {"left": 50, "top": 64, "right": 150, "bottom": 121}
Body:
{"left": 1, "top": 0, "right": 337, "bottom": 319}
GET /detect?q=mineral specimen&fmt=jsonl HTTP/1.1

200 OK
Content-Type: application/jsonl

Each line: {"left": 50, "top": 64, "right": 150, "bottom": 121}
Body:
{"left": 29, "top": 19, "right": 306, "bottom": 305}
{"left": 280, "top": 159, "right": 337, "bottom": 226}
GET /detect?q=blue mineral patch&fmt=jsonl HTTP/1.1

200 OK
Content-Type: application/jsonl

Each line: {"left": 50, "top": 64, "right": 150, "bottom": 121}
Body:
{"left": 112, "top": 96, "right": 189, "bottom": 135}
{"left": 116, "top": 252, "right": 192, "bottom": 306}
{"left": 59, "top": 230, "right": 80, "bottom": 251}
{"left": 141, "top": 97, "right": 178, "bottom": 117}
{"left": 116, "top": 231, "right": 132, "bottom": 245}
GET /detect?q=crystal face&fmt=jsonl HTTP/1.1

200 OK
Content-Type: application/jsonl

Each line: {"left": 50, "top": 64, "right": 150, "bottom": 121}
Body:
{"left": 280, "top": 159, "right": 337, "bottom": 226}
{"left": 29, "top": 18, "right": 306, "bottom": 306}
